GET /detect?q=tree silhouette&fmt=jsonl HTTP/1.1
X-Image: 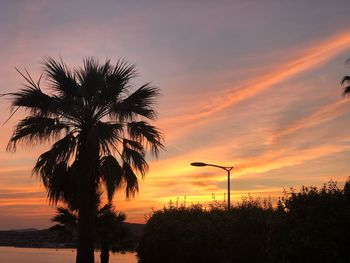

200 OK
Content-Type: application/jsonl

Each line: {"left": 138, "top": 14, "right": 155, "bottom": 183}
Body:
{"left": 6, "top": 57, "right": 164, "bottom": 263}
{"left": 96, "top": 204, "right": 127, "bottom": 263}
{"left": 138, "top": 180, "right": 350, "bottom": 263}
{"left": 51, "top": 204, "right": 128, "bottom": 263}
{"left": 50, "top": 206, "right": 78, "bottom": 242}
{"left": 342, "top": 59, "right": 350, "bottom": 95}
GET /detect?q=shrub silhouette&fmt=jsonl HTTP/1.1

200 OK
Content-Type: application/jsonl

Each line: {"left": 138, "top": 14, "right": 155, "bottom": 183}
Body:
{"left": 277, "top": 181, "right": 350, "bottom": 263}
{"left": 138, "top": 179, "right": 350, "bottom": 263}
{"left": 138, "top": 198, "right": 273, "bottom": 263}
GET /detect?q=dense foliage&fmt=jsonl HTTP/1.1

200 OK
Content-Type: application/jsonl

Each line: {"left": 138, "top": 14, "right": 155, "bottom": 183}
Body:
{"left": 138, "top": 179, "right": 350, "bottom": 263}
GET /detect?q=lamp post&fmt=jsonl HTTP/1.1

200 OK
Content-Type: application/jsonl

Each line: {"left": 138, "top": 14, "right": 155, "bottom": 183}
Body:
{"left": 191, "top": 162, "right": 234, "bottom": 210}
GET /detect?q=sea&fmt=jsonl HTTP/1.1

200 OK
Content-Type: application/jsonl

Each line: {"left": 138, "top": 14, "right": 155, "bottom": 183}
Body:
{"left": 0, "top": 246, "right": 137, "bottom": 263}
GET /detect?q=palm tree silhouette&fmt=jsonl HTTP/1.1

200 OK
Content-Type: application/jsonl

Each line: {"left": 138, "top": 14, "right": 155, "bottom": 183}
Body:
{"left": 50, "top": 206, "right": 78, "bottom": 242}
{"left": 51, "top": 204, "right": 128, "bottom": 263}
{"left": 6, "top": 57, "right": 164, "bottom": 263}
{"left": 96, "top": 204, "right": 127, "bottom": 263}
{"left": 342, "top": 59, "right": 350, "bottom": 95}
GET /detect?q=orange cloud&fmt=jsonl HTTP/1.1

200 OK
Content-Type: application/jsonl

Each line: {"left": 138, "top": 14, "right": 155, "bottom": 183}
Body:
{"left": 161, "top": 32, "right": 350, "bottom": 140}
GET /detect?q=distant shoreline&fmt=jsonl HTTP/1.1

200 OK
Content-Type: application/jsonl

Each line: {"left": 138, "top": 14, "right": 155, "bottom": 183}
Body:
{"left": 0, "top": 224, "right": 144, "bottom": 250}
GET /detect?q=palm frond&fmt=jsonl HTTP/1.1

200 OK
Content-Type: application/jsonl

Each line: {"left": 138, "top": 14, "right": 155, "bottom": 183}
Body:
{"left": 115, "top": 211, "right": 126, "bottom": 222}
{"left": 122, "top": 139, "right": 148, "bottom": 176}
{"left": 33, "top": 134, "right": 77, "bottom": 204}
{"left": 6, "top": 69, "right": 55, "bottom": 116}
{"left": 45, "top": 162, "right": 70, "bottom": 204}
{"left": 95, "top": 60, "right": 136, "bottom": 105}
{"left": 341, "top": 76, "right": 350, "bottom": 96}
{"left": 123, "top": 138, "right": 144, "bottom": 152}
{"left": 103, "top": 59, "right": 137, "bottom": 98}
{"left": 52, "top": 206, "right": 78, "bottom": 226}
{"left": 341, "top": 75, "right": 350, "bottom": 85}
{"left": 10, "top": 88, "right": 54, "bottom": 115}
{"left": 51, "top": 206, "right": 78, "bottom": 239}
{"left": 100, "top": 155, "right": 123, "bottom": 202}
{"left": 99, "top": 203, "right": 113, "bottom": 214}
{"left": 33, "top": 134, "right": 76, "bottom": 173}
{"left": 344, "top": 85, "right": 350, "bottom": 96}
{"left": 43, "top": 57, "right": 78, "bottom": 97}
{"left": 127, "top": 121, "right": 164, "bottom": 157}
{"left": 63, "top": 160, "right": 80, "bottom": 209}
{"left": 122, "top": 162, "right": 139, "bottom": 199}
{"left": 42, "top": 162, "right": 78, "bottom": 206}
{"left": 76, "top": 57, "right": 106, "bottom": 99}
{"left": 14, "top": 67, "right": 41, "bottom": 90}
{"left": 112, "top": 59, "right": 137, "bottom": 86}
{"left": 7, "top": 116, "right": 70, "bottom": 151}
{"left": 95, "top": 121, "right": 123, "bottom": 155}
{"left": 112, "top": 84, "right": 159, "bottom": 121}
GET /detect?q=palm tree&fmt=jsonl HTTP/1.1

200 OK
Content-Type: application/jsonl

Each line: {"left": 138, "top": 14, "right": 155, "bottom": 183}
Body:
{"left": 6, "top": 57, "right": 164, "bottom": 263}
{"left": 96, "top": 204, "right": 128, "bottom": 263}
{"left": 51, "top": 204, "right": 128, "bottom": 263}
{"left": 342, "top": 60, "right": 350, "bottom": 95}
{"left": 50, "top": 206, "right": 78, "bottom": 242}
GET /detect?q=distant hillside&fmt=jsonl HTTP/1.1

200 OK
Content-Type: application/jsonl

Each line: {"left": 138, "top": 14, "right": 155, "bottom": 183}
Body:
{"left": 0, "top": 228, "right": 60, "bottom": 248}
{"left": 0, "top": 223, "right": 145, "bottom": 250}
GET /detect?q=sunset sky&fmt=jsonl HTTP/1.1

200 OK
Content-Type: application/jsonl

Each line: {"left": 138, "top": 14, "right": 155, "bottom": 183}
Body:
{"left": 1, "top": 1, "right": 350, "bottom": 229}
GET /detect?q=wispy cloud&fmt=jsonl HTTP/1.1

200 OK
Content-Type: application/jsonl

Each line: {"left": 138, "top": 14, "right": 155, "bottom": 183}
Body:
{"left": 162, "top": 32, "right": 350, "bottom": 136}
{"left": 237, "top": 142, "right": 350, "bottom": 176}
{"left": 270, "top": 100, "right": 349, "bottom": 143}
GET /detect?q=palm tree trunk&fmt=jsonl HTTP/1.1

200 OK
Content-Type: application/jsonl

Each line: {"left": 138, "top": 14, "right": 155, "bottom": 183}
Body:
{"left": 100, "top": 242, "right": 110, "bottom": 263}
{"left": 76, "top": 186, "right": 95, "bottom": 263}
{"left": 76, "top": 133, "right": 99, "bottom": 263}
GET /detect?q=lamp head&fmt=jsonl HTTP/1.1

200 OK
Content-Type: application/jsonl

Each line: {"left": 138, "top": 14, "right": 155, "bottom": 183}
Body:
{"left": 190, "top": 162, "right": 207, "bottom": 167}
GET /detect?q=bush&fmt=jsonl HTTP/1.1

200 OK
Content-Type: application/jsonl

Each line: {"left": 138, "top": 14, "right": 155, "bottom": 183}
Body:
{"left": 137, "top": 179, "right": 350, "bottom": 263}
{"left": 277, "top": 181, "right": 350, "bottom": 263}
{"left": 138, "top": 198, "right": 273, "bottom": 263}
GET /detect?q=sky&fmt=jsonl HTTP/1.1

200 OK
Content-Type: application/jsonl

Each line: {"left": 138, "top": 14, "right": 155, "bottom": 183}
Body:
{"left": 1, "top": 0, "right": 350, "bottom": 229}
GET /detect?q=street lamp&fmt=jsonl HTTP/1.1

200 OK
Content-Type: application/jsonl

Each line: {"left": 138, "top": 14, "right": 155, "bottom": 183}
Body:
{"left": 190, "top": 162, "right": 234, "bottom": 209}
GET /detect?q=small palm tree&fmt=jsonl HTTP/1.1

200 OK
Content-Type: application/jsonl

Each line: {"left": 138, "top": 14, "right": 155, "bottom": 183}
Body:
{"left": 6, "top": 57, "right": 164, "bottom": 263}
{"left": 96, "top": 204, "right": 128, "bottom": 263}
{"left": 50, "top": 206, "right": 78, "bottom": 242}
{"left": 51, "top": 204, "right": 128, "bottom": 263}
